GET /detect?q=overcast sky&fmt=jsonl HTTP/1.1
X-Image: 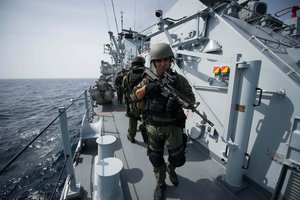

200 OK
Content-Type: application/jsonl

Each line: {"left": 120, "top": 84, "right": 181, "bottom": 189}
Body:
{"left": 0, "top": 0, "right": 299, "bottom": 79}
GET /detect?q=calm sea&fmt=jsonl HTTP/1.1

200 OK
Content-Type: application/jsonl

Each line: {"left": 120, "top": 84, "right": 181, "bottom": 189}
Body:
{"left": 0, "top": 78, "right": 95, "bottom": 199}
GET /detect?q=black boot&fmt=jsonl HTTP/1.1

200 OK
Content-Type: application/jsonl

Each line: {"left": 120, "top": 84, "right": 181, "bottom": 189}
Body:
{"left": 154, "top": 182, "right": 166, "bottom": 200}
{"left": 167, "top": 167, "right": 179, "bottom": 186}
{"left": 127, "top": 135, "right": 135, "bottom": 143}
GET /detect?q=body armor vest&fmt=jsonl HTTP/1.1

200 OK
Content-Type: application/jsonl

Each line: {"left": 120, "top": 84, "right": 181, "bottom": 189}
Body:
{"left": 128, "top": 66, "right": 145, "bottom": 91}
{"left": 124, "top": 66, "right": 145, "bottom": 102}
{"left": 144, "top": 72, "right": 182, "bottom": 119}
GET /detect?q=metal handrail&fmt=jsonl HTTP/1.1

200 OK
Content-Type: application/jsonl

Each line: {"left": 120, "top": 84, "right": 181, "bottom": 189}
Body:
{"left": 249, "top": 35, "right": 300, "bottom": 83}
{"left": 0, "top": 90, "right": 86, "bottom": 175}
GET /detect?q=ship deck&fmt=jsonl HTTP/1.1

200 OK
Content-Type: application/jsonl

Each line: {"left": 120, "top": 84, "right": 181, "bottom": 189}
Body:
{"left": 74, "top": 98, "right": 269, "bottom": 200}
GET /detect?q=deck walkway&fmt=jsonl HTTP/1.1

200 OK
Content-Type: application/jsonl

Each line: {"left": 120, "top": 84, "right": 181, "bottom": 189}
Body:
{"left": 74, "top": 99, "right": 269, "bottom": 200}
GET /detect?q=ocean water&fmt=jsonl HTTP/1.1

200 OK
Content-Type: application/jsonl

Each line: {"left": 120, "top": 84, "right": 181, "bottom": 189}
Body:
{"left": 0, "top": 78, "right": 95, "bottom": 199}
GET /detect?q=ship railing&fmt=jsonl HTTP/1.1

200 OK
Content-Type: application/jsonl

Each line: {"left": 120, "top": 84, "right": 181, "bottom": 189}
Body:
{"left": 0, "top": 89, "right": 93, "bottom": 200}
{"left": 249, "top": 34, "right": 300, "bottom": 83}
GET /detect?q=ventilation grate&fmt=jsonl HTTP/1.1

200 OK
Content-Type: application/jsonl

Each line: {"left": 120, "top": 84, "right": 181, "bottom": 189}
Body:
{"left": 283, "top": 170, "right": 300, "bottom": 200}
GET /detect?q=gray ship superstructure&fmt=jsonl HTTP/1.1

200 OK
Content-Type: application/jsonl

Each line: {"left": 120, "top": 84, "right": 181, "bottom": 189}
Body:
{"left": 147, "top": 0, "right": 300, "bottom": 197}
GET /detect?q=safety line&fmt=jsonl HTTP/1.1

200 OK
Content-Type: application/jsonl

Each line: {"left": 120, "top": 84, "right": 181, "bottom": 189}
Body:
{"left": 0, "top": 90, "right": 86, "bottom": 175}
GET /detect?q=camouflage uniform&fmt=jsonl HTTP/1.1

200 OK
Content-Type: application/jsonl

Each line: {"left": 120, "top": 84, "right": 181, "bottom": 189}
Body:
{"left": 115, "top": 69, "right": 127, "bottom": 104}
{"left": 133, "top": 43, "right": 195, "bottom": 200}
{"left": 133, "top": 67, "right": 195, "bottom": 185}
{"left": 122, "top": 60, "right": 145, "bottom": 142}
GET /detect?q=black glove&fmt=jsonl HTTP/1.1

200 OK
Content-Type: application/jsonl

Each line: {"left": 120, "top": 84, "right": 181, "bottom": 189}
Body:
{"left": 145, "top": 82, "right": 161, "bottom": 95}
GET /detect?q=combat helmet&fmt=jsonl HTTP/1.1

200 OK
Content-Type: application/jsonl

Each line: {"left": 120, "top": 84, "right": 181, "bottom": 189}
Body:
{"left": 150, "top": 43, "right": 174, "bottom": 61}
{"left": 131, "top": 56, "right": 145, "bottom": 66}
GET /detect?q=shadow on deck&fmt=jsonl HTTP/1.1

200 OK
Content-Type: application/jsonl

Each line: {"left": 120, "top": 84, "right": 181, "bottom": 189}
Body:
{"left": 74, "top": 98, "right": 269, "bottom": 200}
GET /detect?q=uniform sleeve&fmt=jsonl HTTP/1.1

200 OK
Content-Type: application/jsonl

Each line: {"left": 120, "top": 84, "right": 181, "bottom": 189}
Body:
{"left": 130, "top": 78, "right": 148, "bottom": 101}
{"left": 122, "top": 74, "right": 127, "bottom": 89}
{"left": 176, "top": 74, "right": 196, "bottom": 104}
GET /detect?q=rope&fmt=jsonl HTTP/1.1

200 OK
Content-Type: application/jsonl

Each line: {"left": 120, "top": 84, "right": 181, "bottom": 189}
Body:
{"left": 102, "top": 0, "right": 111, "bottom": 31}
{"left": 111, "top": 0, "right": 119, "bottom": 33}
{"left": 138, "top": 23, "right": 157, "bottom": 34}
{"left": 134, "top": 0, "right": 136, "bottom": 31}
{"left": 0, "top": 90, "right": 86, "bottom": 175}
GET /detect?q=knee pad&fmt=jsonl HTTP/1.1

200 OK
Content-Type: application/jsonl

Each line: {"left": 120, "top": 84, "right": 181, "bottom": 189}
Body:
{"left": 168, "top": 147, "right": 186, "bottom": 167}
{"left": 168, "top": 134, "right": 187, "bottom": 167}
{"left": 148, "top": 133, "right": 165, "bottom": 167}
{"left": 148, "top": 150, "right": 164, "bottom": 167}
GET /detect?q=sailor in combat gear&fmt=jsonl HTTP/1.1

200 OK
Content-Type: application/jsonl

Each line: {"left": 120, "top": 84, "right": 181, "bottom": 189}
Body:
{"left": 133, "top": 43, "right": 195, "bottom": 200}
{"left": 115, "top": 68, "right": 127, "bottom": 104}
{"left": 122, "top": 56, "right": 146, "bottom": 143}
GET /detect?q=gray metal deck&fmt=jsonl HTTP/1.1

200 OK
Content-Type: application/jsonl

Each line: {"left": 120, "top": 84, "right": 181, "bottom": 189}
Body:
{"left": 74, "top": 99, "right": 269, "bottom": 200}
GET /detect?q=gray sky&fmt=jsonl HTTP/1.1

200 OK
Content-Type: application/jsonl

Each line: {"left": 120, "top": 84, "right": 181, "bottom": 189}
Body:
{"left": 0, "top": 0, "right": 177, "bottom": 79}
{"left": 0, "top": 0, "right": 299, "bottom": 79}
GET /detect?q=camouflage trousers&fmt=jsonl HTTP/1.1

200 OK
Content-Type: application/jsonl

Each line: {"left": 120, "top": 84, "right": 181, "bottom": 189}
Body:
{"left": 116, "top": 88, "right": 123, "bottom": 103}
{"left": 127, "top": 103, "right": 140, "bottom": 140}
{"left": 128, "top": 117, "right": 138, "bottom": 139}
{"left": 147, "top": 124, "right": 184, "bottom": 184}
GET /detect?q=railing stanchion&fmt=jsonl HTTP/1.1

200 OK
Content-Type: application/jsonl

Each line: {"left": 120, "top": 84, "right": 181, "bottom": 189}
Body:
{"left": 58, "top": 107, "right": 81, "bottom": 199}
{"left": 84, "top": 90, "right": 89, "bottom": 111}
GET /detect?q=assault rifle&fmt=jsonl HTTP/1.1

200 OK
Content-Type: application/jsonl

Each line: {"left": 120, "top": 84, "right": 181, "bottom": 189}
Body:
{"left": 143, "top": 68, "right": 214, "bottom": 127}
